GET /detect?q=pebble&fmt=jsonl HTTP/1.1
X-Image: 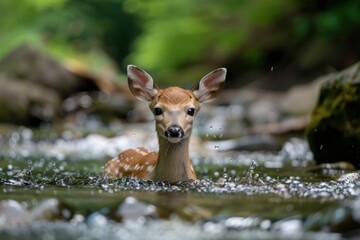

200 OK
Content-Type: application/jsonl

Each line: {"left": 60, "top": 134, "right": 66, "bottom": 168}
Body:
{"left": 116, "top": 197, "right": 158, "bottom": 223}
{"left": 0, "top": 200, "right": 26, "bottom": 225}
{"left": 0, "top": 199, "right": 71, "bottom": 226}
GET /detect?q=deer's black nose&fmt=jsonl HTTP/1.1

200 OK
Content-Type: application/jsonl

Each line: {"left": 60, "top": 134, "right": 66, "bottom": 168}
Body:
{"left": 166, "top": 126, "right": 184, "bottom": 138}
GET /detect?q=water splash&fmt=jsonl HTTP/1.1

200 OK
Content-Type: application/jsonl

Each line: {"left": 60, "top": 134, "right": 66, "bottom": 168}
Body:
{"left": 244, "top": 160, "right": 259, "bottom": 183}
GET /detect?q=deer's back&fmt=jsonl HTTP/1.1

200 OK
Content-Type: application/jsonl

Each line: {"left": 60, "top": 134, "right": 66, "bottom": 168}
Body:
{"left": 104, "top": 147, "right": 157, "bottom": 179}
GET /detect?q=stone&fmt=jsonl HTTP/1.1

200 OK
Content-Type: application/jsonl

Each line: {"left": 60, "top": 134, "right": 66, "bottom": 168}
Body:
{"left": 246, "top": 99, "right": 281, "bottom": 125}
{"left": 0, "top": 199, "right": 71, "bottom": 226}
{"left": 0, "top": 44, "right": 133, "bottom": 125}
{"left": 0, "top": 200, "right": 26, "bottom": 225}
{"left": 0, "top": 44, "right": 90, "bottom": 97}
{"left": 280, "top": 78, "right": 322, "bottom": 116}
{"left": 0, "top": 76, "right": 62, "bottom": 124}
{"left": 116, "top": 197, "right": 158, "bottom": 223}
{"left": 306, "top": 61, "right": 360, "bottom": 168}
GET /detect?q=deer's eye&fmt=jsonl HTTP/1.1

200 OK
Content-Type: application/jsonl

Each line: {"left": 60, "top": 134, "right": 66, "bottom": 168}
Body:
{"left": 154, "top": 107, "right": 163, "bottom": 116}
{"left": 187, "top": 108, "right": 195, "bottom": 116}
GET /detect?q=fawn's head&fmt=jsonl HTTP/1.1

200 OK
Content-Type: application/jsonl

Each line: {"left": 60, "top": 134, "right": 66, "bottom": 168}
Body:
{"left": 127, "top": 65, "right": 226, "bottom": 144}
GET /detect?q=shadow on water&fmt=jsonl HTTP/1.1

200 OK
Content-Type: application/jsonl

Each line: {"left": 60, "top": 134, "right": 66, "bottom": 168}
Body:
{"left": 0, "top": 128, "right": 360, "bottom": 239}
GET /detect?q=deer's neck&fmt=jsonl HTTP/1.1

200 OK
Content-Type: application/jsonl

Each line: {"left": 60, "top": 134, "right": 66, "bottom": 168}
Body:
{"left": 152, "top": 136, "right": 196, "bottom": 182}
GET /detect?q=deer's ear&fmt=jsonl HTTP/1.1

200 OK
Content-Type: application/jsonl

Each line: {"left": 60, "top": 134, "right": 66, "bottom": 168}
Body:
{"left": 127, "top": 65, "right": 159, "bottom": 101}
{"left": 192, "top": 68, "right": 226, "bottom": 103}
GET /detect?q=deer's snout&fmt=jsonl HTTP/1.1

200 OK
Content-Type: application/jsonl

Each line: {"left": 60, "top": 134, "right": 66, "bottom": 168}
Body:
{"left": 165, "top": 125, "right": 184, "bottom": 138}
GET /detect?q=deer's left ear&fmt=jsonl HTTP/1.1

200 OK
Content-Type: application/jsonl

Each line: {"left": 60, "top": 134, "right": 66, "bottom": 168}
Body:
{"left": 192, "top": 68, "right": 226, "bottom": 103}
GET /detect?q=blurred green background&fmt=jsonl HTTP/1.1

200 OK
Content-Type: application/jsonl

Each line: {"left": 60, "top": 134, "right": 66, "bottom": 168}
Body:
{"left": 1, "top": 0, "right": 360, "bottom": 88}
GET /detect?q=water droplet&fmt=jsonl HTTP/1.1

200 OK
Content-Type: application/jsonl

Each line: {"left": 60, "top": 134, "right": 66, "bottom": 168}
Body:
{"left": 271, "top": 66, "right": 274, "bottom": 71}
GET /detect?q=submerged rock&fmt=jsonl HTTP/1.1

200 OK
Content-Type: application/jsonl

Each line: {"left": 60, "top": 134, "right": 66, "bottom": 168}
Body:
{"left": 116, "top": 197, "right": 158, "bottom": 223}
{"left": 306, "top": 61, "right": 360, "bottom": 168}
{"left": 0, "top": 199, "right": 72, "bottom": 226}
{"left": 0, "top": 200, "right": 27, "bottom": 225}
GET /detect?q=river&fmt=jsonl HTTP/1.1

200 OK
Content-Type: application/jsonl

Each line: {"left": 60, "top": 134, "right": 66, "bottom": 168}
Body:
{"left": 0, "top": 125, "right": 359, "bottom": 240}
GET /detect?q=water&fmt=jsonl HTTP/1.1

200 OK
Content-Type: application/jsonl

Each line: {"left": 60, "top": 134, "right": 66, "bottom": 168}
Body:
{"left": 0, "top": 127, "right": 360, "bottom": 239}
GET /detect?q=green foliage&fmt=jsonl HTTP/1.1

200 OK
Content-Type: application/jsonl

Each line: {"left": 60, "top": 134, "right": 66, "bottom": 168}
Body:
{"left": 1, "top": 0, "right": 360, "bottom": 86}
{"left": 0, "top": 0, "right": 140, "bottom": 70}
{"left": 124, "top": 0, "right": 296, "bottom": 72}
{"left": 294, "top": 0, "right": 360, "bottom": 39}
{"left": 0, "top": 0, "right": 67, "bottom": 57}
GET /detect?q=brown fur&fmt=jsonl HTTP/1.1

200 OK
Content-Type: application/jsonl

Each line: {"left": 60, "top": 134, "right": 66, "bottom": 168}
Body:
{"left": 104, "top": 147, "right": 157, "bottom": 179}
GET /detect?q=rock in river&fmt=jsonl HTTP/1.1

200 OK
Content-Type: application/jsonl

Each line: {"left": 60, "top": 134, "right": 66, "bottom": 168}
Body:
{"left": 306, "top": 61, "right": 360, "bottom": 168}
{"left": 0, "top": 44, "right": 132, "bottom": 125}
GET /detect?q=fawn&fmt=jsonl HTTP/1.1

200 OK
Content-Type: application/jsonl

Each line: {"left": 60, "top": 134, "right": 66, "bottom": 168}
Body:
{"left": 104, "top": 65, "right": 226, "bottom": 182}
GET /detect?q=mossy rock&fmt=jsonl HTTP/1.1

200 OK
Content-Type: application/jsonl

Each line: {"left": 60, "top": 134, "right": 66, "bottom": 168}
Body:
{"left": 306, "top": 62, "right": 360, "bottom": 168}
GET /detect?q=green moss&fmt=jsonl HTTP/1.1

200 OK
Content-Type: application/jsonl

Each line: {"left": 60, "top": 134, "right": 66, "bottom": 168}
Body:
{"left": 308, "top": 81, "right": 360, "bottom": 130}
{"left": 306, "top": 81, "right": 360, "bottom": 167}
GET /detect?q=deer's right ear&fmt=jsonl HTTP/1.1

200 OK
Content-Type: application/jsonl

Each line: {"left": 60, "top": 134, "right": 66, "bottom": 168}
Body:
{"left": 127, "top": 65, "right": 159, "bottom": 101}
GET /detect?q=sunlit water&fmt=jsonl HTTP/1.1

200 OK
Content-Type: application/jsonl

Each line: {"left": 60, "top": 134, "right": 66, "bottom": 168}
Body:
{"left": 0, "top": 127, "right": 360, "bottom": 240}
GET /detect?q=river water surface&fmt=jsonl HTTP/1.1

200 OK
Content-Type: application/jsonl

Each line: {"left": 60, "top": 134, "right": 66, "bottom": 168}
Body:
{"left": 0, "top": 125, "right": 360, "bottom": 240}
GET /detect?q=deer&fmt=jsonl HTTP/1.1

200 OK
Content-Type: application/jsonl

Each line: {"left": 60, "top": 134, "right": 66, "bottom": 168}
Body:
{"left": 104, "top": 65, "right": 226, "bottom": 182}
